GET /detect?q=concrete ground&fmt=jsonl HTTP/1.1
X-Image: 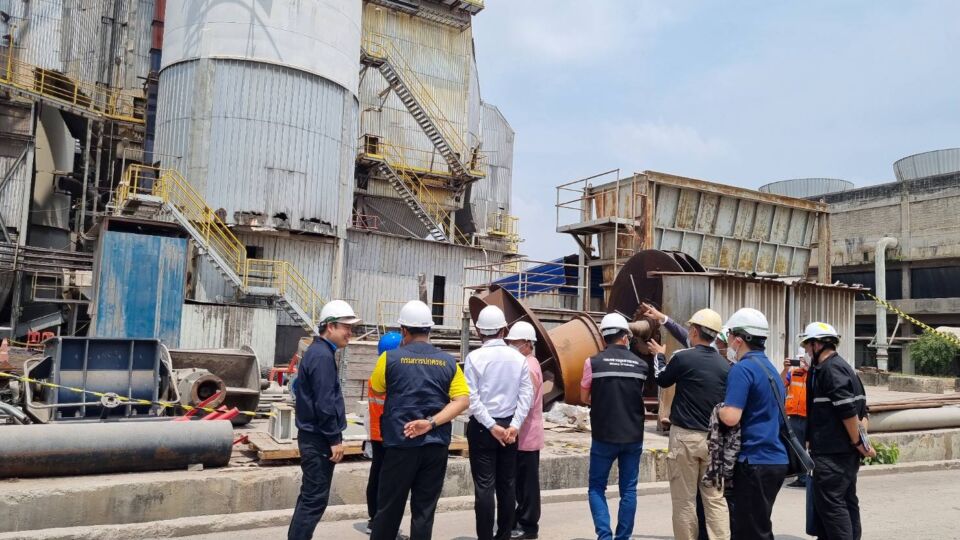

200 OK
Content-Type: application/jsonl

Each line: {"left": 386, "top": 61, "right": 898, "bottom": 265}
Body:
{"left": 179, "top": 468, "right": 960, "bottom": 540}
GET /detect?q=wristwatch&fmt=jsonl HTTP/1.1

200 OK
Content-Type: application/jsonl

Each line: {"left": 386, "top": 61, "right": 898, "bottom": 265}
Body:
{"left": 426, "top": 416, "right": 437, "bottom": 431}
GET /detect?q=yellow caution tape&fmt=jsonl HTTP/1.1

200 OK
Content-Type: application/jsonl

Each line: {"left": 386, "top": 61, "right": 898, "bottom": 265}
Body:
{"left": 0, "top": 371, "right": 273, "bottom": 418}
{"left": 866, "top": 292, "right": 960, "bottom": 348}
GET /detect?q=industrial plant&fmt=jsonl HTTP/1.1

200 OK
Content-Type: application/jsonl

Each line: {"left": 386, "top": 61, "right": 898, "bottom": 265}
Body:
{"left": 1, "top": 1, "right": 959, "bottom": 538}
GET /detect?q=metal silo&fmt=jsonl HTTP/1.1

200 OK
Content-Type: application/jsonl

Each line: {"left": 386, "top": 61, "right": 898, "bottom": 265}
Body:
{"left": 759, "top": 178, "right": 854, "bottom": 199}
{"left": 468, "top": 102, "right": 514, "bottom": 247}
{"left": 893, "top": 148, "right": 960, "bottom": 182}
{"left": 0, "top": 0, "right": 63, "bottom": 70}
{"left": 155, "top": 0, "right": 361, "bottom": 235}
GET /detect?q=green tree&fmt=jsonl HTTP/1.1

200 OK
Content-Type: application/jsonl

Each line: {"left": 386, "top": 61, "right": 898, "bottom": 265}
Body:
{"left": 910, "top": 332, "right": 960, "bottom": 377}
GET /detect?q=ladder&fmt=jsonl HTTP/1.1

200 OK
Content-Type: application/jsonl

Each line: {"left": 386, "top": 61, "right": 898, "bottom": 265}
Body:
{"left": 113, "top": 165, "right": 325, "bottom": 335}
{"left": 361, "top": 34, "right": 483, "bottom": 181}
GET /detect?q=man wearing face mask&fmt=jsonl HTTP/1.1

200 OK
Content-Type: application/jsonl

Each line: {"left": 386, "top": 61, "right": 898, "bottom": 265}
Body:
{"left": 801, "top": 322, "right": 875, "bottom": 540}
{"left": 718, "top": 308, "right": 788, "bottom": 540}
{"left": 650, "top": 309, "right": 731, "bottom": 540}
{"left": 505, "top": 321, "right": 544, "bottom": 540}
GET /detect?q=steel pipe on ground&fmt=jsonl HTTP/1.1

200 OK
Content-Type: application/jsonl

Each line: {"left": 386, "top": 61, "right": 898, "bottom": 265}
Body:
{"left": 0, "top": 420, "right": 234, "bottom": 478}
{"left": 869, "top": 406, "right": 960, "bottom": 433}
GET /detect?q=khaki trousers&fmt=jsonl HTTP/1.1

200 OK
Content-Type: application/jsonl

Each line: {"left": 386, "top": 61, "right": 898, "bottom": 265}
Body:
{"left": 667, "top": 425, "right": 730, "bottom": 540}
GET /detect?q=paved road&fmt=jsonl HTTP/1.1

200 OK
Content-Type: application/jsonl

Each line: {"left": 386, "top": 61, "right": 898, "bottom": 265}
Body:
{"left": 179, "top": 469, "right": 960, "bottom": 539}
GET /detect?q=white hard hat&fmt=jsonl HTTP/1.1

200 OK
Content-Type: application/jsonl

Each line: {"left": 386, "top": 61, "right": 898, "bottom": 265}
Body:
{"left": 475, "top": 305, "right": 508, "bottom": 335}
{"left": 687, "top": 308, "right": 724, "bottom": 334}
{"left": 319, "top": 300, "right": 361, "bottom": 326}
{"left": 799, "top": 322, "right": 840, "bottom": 344}
{"left": 724, "top": 308, "right": 769, "bottom": 338}
{"left": 600, "top": 313, "right": 631, "bottom": 337}
{"left": 397, "top": 300, "right": 434, "bottom": 328}
{"left": 715, "top": 326, "right": 730, "bottom": 344}
{"left": 505, "top": 321, "right": 537, "bottom": 342}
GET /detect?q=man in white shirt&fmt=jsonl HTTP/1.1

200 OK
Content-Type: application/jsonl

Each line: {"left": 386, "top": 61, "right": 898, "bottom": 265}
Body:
{"left": 465, "top": 305, "right": 534, "bottom": 540}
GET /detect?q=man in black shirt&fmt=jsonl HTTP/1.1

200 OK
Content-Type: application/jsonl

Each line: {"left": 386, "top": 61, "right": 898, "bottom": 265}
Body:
{"left": 651, "top": 308, "right": 730, "bottom": 540}
{"left": 802, "top": 322, "right": 875, "bottom": 540}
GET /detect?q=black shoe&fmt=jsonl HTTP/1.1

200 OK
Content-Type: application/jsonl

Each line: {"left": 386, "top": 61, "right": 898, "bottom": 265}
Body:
{"left": 510, "top": 530, "right": 538, "bottom": 539}
{"left": 787, "top": 478, "right": 807, "bottom": 488}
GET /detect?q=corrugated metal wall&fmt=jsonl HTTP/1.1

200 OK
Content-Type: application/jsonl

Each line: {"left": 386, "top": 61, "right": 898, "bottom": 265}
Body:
{"left": 343, "top": 230, "right": 504, "bottom": 327}
{"left": 91, "top": 229, "right": 187, "bottom": 346}
{"left": 469, "top": 102, "right": 513, "bottom": 234}
{"left": 61, "top": 0, "right": 154, "bottom": 90}
{"left": 0, "top": 0, "right": 63, "bottom": 70}
{"left": 360, "top": 3, "right": 475, "bottom": 174}
{"left": 662, "top": 273, "right": 857, "bottom": 367}
{"left": 0, "top": 105, "right": 34, "bottom": 240}
{"left": 180, "top": 303, "right": 278, "bottom": 369}
{"left": 788, "top": 283, "right": 857, "bottom": 365}
{"left": 652, "top": 182, "right": 818, "bottom": 276}
{"left": 194, "top": 232, "right": 338, "bottom": 312}
{"left": 154, "top": 58, "right": 357, "bottom": 234}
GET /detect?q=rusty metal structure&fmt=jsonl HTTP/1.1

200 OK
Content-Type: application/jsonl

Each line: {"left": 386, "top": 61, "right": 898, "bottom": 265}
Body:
{"left": 557, "top": 170, "right": 831, "bottom": 308}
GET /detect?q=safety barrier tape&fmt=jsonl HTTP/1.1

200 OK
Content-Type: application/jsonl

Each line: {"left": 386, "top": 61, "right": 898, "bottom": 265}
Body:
{"left": 0, "top": 371, "right": 274, "bottom": 418}
{"left": 867, "top": 292, "right": 960, "bottom": 348}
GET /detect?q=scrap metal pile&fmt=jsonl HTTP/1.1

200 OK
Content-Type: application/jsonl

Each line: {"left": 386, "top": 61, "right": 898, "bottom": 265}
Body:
{"left": 0, "top": 337, "right": 267, "bottom": 478}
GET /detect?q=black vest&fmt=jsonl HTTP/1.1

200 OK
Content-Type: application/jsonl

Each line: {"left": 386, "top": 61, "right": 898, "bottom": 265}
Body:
{"left": 590, "top": 344, "right": 648, "bottom": 444}
{"left": 382, "top": 341, "right": 458, "bottom": 448}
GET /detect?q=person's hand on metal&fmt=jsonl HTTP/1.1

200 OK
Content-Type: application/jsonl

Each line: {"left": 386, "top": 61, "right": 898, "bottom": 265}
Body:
{"left": 330, "top": 443, "right": 344, "bottom": 463}
{"left": 646, "top": 338, "right": 665, "bottom": 356}
{"left": 403, "top": 419, "right": 432, "bottom": 439}
{"left": 490, "top": 424, "right": 508, "bottom": 446}
{"left": 640, "top": 303, "right": 667, "bottom": 323}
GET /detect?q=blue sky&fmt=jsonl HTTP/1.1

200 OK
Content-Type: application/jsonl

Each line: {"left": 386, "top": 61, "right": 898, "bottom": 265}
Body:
{"left": 472, "top": 1, "right": 960, "bottom": 260}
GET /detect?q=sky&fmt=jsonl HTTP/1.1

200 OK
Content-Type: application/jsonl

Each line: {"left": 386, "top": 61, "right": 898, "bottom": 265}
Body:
{"left": 472, "top": 1, "right": 960, "bottom": 261}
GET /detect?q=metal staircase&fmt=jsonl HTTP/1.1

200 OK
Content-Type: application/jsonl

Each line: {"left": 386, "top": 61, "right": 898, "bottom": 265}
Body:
{"left": 359, "top": 138, "right": 478, "bottom": 244}
{"left": 0, "top": 45, "right": 144, "bottom": 124}
{"left": 113, "top": 165, "right": 325, "bottom": 335}
{"left": 361, "top": 34, "right": 483, "bottom": 181}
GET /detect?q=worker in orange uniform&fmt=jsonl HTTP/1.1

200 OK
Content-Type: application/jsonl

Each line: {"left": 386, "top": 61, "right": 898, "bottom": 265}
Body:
{"left": 782, "top": 348, "right": 810, "bottom": 488}
{"left": 505, "top": 321, "right": 544, "bottom": 540}
{"left": 365, "top": 331, "right": 403, "bottom": 535}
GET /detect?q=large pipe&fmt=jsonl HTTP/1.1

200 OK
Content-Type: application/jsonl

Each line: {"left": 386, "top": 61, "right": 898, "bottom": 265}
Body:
{"left": 875, "top": 237, "right": 899, "bottom": 370}
{"left": 869, "top": 406, "right": 960, "bottom": 432}
{"left": 0, "top": 420, "right": 234, "bottom": 478}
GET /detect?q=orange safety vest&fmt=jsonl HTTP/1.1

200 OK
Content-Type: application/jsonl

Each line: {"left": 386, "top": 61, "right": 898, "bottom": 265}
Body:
{"left": 368, "top": 383, "right": 386, "bottom": 442}
{"left": 785, "top": 369, "right": 808, "bottom": 417}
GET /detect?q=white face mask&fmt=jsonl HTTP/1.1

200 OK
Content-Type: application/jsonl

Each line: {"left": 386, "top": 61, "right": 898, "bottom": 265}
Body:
{"left": 726, "top": 345, "right": 739, "bottom": 363}
{"left": 803, "top": 352, "right": 813, "bottom": 366}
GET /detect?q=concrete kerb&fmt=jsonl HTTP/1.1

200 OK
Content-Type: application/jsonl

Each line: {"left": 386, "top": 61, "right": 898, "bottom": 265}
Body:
{"left": 5, "top": 461, "right": 958, "bottom": 540}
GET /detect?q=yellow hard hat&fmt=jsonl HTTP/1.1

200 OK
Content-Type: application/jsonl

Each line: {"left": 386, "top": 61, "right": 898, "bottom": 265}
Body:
{"left": 687, "top": 308, "right": 723, "bottom": 334}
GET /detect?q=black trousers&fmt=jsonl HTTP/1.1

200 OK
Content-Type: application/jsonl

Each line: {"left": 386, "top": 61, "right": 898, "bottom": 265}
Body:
{"left": 812, "top": 452, "right": 862, "bottom": 540}
{"left": 468, "top": 417, "right": 518, "bottom": 540}
{"left": 730, "top": 461, "right": 787, "bottom": 540}
{"left": 366, "top": 440, "right": 386, "bottom": 521}
{"left": 514, "top": 450, "right": 541, "bottom": 534}
{"left": 287, "top": 431, "right": 337, "bottom": 540}
{"left": 371, "top": 444, "right": 448, "bottom": 540}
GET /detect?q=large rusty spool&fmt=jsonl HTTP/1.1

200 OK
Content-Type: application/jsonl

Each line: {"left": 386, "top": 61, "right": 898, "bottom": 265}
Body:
{"left": 468, "top": 285, "right": 603, "bottom": 406}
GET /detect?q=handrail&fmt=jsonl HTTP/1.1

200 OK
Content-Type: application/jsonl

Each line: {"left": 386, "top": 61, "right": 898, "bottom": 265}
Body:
{"left": 115, "top": 165, "right": 327, "bottom": 330}
{"left": 488, "top": 211, "right": 521, "bottom": 254}
{"left": 362, "top": 138, "right": 473, "bottom": 244}
{"left": 362, "top": 32, "right": 486, "bottom": 176}
{"left": 1, "top": 43, "right": 144, "bottom": 124}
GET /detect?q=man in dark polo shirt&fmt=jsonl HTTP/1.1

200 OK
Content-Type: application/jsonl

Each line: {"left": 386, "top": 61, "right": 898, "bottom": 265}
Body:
{"left": 652, "top": 308, "right": 730, "bottom": 540}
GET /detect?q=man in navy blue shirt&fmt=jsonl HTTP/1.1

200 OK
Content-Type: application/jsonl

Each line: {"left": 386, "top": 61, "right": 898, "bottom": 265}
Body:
{"left": 288, "top": 300, "right": 361, "bottom": 540}
{"left": 719, "top": 308, "right": 788, "bottom": 540}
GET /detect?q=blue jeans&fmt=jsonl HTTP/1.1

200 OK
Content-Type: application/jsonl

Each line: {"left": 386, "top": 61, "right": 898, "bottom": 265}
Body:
{"left": 588, "top": 439, "right": 643, "bottom": 540}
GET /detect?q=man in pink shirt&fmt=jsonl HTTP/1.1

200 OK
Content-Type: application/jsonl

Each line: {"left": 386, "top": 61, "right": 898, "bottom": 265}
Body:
{"left": 505, "top": 321, "right": 543, "bottom": 540}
